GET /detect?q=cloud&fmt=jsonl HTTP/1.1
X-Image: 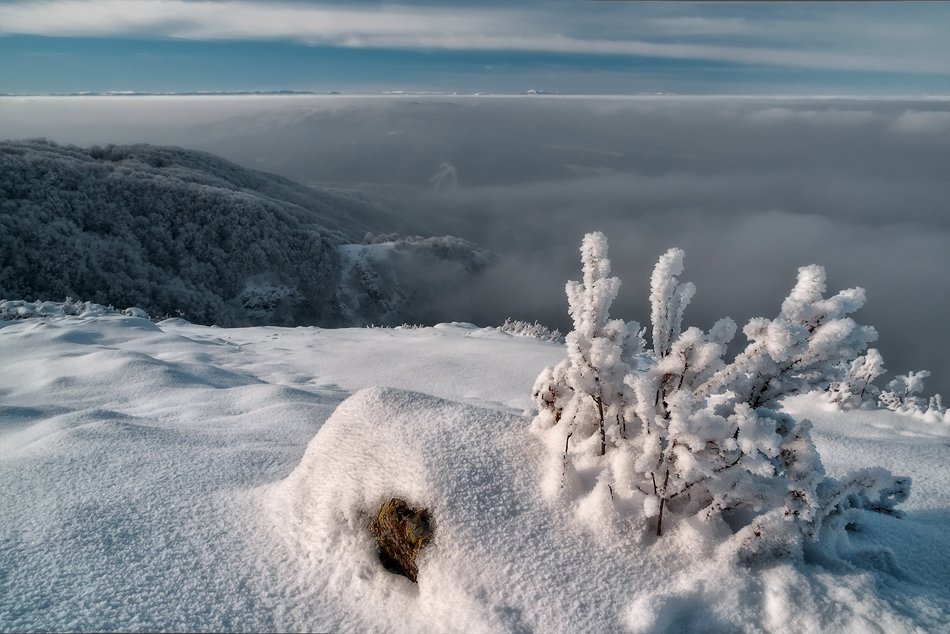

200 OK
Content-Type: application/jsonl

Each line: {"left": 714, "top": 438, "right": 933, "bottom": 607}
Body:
{"left": 1, "top": 1, "right": 949, "bottom": 76}
{"left": 744, "top": 108, "right": 879, "bottom": 127}
{"left": 0, "top": 1, "right": 490, "bottom": 40}
{"left": 646, "top": 14, "right": 936, "bottom": 43}
{"left": 1, "top": 95, "right": 948, "bottom": 394}
{"left": 891, "top": 110, "right": 950, "bottom": 135}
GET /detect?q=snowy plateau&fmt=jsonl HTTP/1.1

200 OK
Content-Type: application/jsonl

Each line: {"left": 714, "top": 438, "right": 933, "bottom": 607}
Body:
{"left": 1, "top": 301, "right": 948, "bottom": 633}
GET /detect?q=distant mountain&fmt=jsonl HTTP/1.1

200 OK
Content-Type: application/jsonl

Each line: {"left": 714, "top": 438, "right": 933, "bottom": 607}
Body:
{"left": 0, "top": 140, "right": 489, "bottom": 326}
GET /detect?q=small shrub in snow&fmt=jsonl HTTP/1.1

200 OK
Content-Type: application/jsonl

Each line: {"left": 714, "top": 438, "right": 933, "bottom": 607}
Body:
{"left": 362, "top": 323, "right": 426, "bottom": 330}
{"left": 0, "top": 297, "right": 150, "bottom": 320}
{"left": 879, "top": 370, "right": 930, "bottom": 411}
{"left": 824, "top": 351, "right": 947, "bottom": 423}
{"left": 879, "top": 370, "right": 948, "bottom": 423}
{"left": 532, "top": 233, "right": 910, "bottom": 556}
{"left": 827, "top": 348, "right": 886, "bottom": 409}
{"left": 499, "top": 318, "right": 564, "bottom": 343}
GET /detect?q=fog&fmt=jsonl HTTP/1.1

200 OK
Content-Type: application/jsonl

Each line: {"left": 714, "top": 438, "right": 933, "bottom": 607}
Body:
{"left": 2, "top": 95, "right": 948, "bottom": 393}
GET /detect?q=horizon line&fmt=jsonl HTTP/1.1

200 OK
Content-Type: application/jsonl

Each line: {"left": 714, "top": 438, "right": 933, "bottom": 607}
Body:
{"left": 2, "top": 91, "right": 949, "bottom": 100}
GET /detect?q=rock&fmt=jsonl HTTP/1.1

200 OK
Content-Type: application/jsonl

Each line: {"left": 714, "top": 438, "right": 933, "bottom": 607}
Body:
{"left": 371, "top": 498, "right": 433, "bottom": 582}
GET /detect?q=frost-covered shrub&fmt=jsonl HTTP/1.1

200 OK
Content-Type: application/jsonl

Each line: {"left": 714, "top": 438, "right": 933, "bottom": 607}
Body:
{"left": 2, "top": 297, "right": 107, "bottom": 320}
{"left": 531, "top": 232, "right": 910, "bottom": 556}
{"left": 532, "top": 232, "right": 642, "bottom": 464}
{"left": 696, "top": 263, "right": 878, "bottom": 408}
{"left": 879, "top": 370, "right": 930, "bottom": 411}
{"left": 827, "top": 348, "right": 886, "bottom": 409}
{"left": 0, "top": 298, "right": 151, "bottom": 321}
{"left": 499, "top": 318, "right": 564, "bottom": 343}
{"left": 879, "top": 370, "right": 948, "bottom": 423}
{"left": 824, "top": 352, "right": 947, "bottom": 423}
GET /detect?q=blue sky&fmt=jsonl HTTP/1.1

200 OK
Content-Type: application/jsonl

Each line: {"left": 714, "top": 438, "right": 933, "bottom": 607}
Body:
{"left": 1, "top": 1, "right": 949, "bottom": 95}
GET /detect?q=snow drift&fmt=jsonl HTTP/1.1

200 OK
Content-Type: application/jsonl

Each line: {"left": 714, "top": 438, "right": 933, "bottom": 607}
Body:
{"left": 267, "top": 385, "right": 948, "bottom": 633}
{"left": 0, "top": 310, "right": 948, "bottom": 632}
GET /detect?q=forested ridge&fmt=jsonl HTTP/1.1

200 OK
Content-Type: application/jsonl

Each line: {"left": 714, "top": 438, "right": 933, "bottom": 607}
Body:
{"left": 0, "top": 139, "right": 484, "bottom": 325}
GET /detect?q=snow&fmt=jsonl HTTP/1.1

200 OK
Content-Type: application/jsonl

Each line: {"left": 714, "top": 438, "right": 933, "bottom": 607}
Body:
{"left": 1, "top": 311, "right": 948, "bottom": 632}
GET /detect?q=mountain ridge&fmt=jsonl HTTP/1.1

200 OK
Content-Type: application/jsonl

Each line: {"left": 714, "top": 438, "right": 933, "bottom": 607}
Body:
{"left": 0, "top": 139, "right": 487, "bottom": 326}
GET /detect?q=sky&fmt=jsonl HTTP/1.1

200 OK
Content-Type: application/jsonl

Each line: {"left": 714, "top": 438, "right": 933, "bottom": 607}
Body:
{"left": 1, "top": 1, "right": 947, "bottom": 390}
{"left": 1, "top": 1, "right": 950, "bottom": 95}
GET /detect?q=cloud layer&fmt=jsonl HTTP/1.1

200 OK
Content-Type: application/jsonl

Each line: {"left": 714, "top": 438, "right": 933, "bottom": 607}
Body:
{"left": 1, "top": 1, "right": 949, "bottom": 76}
{"left": 1, "top": 95, "right": 948, "bottom": 394}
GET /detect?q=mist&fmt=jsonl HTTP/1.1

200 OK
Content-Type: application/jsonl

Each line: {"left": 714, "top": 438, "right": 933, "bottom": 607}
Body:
{"left": 2, "top": 95, "right": 948, "bottom": 393}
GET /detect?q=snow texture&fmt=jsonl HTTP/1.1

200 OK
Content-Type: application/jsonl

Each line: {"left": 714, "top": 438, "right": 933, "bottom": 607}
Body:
{"left": 1, "top": 309, "right": 948, "bottom": 632}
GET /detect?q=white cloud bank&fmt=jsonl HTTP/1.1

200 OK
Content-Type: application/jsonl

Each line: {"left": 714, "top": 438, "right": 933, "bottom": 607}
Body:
{"left": 1, "top": 0, "right": 949, "bottom": 76}
{"left": 891, "top": 110, "right": 950, "bottom": 134}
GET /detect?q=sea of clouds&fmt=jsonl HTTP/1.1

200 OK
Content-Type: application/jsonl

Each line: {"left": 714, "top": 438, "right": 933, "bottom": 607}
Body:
{"left": 3, "top": 95, "right": 947, "bottom": 392}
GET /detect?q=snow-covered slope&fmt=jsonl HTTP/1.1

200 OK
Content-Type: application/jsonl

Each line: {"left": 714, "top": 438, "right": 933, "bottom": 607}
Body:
{"left": 1, "top": 312, "right": 948, "bottom": 632}
{"left": 0, "top": 140, "right": 487, "bottom": 327}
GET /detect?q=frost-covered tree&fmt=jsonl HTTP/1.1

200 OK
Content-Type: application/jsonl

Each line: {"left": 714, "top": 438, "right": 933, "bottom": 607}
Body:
{"left": 531, "top": 232, "right": 911, "bottom": 554}
{"left": 828, "top": 348, "right": 886, "bottom": 409}
{"left": 532, "top": 232, "right": 640, "bottom": 461}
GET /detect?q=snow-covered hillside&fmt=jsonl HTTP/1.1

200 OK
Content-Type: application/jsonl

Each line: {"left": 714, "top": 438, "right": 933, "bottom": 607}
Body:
{"left": 1, "top": 310, "right": 947, "bottom": 632}
{"left": 0, "top": 140, "right": 487, "bottom": 327}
